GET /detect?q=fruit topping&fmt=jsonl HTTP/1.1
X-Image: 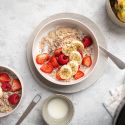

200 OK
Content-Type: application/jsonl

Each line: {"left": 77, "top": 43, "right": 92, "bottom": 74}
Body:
{"left": 40, "top": 62, "right": 53, "bottom": 73}
{"left": 69, "top": 51, "right": 82, "bottom": 65}
{"left": 54, "top": 48, "right": 62, "bottom": 57}
{"left": 82, "top": 36, "right": 93, "bottom": 48}
{"left": 8, "top": 94, "right": 20, "bottom": 105}
{"left": 36, "top": 53, "right": 50, "bottom": 65}
{"left": 59, "top": 65, "right": 72, "bottom": 79}
{"left": 77, "top": 49, "right": 83, "bottom": 58}
{"left": 50, "top": 56, "right": 59, "bottom": 68}
{"left": 72, "top": 40, "right": 84, "bottom": 50}
{"left": 62, "top": 44, "right": 77, "bottom": 56}
{"left": 74, "top": 70, "right": 84, "bottom": 80}
{"left": 82, "top": 56, "right": 92, "bottom": 67}
{"left": 58, "top": 54, "right": 69, "bottom": 65}
{"left": 1, "top": 83, "right": 12, "bottom": 92}
{"left": 0, "top": 73, "right": 11, "bottom": 83}
{"left": 12, "top": 79, "right": 22, "bottom": 92}
{"left": 68, "top": 61, "right": 79, "bottom": 75}
{"left": 56, "top": 72, "right": 64, "bottom": 80}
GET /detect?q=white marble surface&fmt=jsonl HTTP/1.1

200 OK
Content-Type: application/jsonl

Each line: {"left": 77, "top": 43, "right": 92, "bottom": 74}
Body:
{"left": 0, "top": 0, "right": 125, "bottom": 125}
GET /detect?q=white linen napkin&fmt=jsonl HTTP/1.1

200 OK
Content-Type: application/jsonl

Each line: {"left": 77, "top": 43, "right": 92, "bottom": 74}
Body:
{"left": 103, "top": 82, "right": 125, "bottom": 117}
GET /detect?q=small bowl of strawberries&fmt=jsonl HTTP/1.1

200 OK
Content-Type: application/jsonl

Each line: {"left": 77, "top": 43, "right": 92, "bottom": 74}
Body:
{"left": 0, "top": 65, "right": 23, "bottom": 117}
{"left": 33, "top": 18, "right": 99, "bottom": 85}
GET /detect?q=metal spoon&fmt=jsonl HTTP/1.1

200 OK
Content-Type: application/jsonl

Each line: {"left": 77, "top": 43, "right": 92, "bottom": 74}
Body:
{"left": 99, "top": 46, "right": 125, "bottom": 69}
{"left": 16, "top": 94, "right": 41, "bottom": 125}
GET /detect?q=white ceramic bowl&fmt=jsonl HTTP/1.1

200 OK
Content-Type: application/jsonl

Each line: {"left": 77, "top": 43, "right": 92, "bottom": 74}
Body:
{"left": 42, "top": 94, "right": 74, "bottom": 125}
{"left": 32, "top": 15, "right": 99, "bottom": 86}
{"left": 0, "top": 65, "right": 23, "bottom": 117}
{"left": 106, "top": 0, "right": 125, "bottom": 27}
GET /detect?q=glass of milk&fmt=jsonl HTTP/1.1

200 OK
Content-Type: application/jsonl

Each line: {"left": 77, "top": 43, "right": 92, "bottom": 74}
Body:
{"left": 42, "top": 94, "right": 74, "bottom": 125}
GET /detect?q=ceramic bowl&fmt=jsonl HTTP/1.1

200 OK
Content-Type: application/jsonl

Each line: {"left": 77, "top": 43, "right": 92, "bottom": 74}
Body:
{"left": 32, "top": 16, "right": 99, "bottom": 86}
{"left": 42, "top": 94, "right": 74, "bottom": 125}
{"left": 106, "top": 0, "right": 125, "bottom": 27}
{"left": 0, "top": 65, "right": 23, "bottom": 117}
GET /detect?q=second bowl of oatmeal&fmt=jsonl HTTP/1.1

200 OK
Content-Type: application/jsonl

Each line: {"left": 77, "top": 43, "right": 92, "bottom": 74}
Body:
{"left": 32, "top": 17, "right": 99, "bottom": 85}
{"left": 0, "top": 65, "right": 23, "bottom": 117}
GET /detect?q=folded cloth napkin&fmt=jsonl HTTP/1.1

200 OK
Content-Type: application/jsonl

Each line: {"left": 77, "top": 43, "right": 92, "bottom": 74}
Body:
{"left": 103, "top": 83, "right": 125, "bottom": 117}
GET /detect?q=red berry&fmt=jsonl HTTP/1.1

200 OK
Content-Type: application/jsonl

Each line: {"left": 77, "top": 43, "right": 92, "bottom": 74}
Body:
{"left": 12, "top": 79, "right": 22, "bottom": 92}
{"left": 54, "top": 48, "right": 62, "bottom": 57}
{"left": 74, "top": 70, "right": 84, "bottom": 80}
{"left": 8, "top": 94, "right": 20, "bottom": 105}
{"left": 40, "top": 62, "right": 53, "bottom": 73}
{"left": 82, "top": 56, "right": 92, "bottom": 67}
{"left": 82, "top": 36, "right": 93, "bottom": 48}
{"left": 58, "top": 54, "right": 69, "bottom": 65}
{"left": 0, "top": 73, "right": 11, "bottom": 83}
{"left": 1, "top": 83, "right": 12, "bottom": 92}
{"left": 36, "top": 53, "right": 50, "bottom": 65}
{"left": 49, "top": 56, "right": 59, "bottom": 68}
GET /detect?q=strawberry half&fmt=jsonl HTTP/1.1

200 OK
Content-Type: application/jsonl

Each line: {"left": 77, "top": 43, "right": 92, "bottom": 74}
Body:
{"left": 1, "top": 83, "right": 12, "bottom": 92}
{"left": 56, "top": 72, "right": 64, "bottom": 80}
{"left": 8, "top": 94, "right": 20, "bottom": 105}
{"left": 82, "top": 36, "right": 93, "bottom": 48}
{"left": 0, "top": 73, "right": 11, "bottom": 83}
{"left": 12, "top": 79, "right": 22, "bottom": 92}
{"left": 82, "top": 56, "right": 92, "bottom": 67}
{"left": 40, "top": 62, "right": 53, "bottom": 73}
{"left": 74, "top": 70, "right": 84, "bottom": 80}
{"left": 36, "top": 53, "right": 50, "bottom": 65}
{"left": 50, "top": 56, "right": 59, "bottom": 68}
{"left": 54, "top": 48, "right": 62, "bottom": 57}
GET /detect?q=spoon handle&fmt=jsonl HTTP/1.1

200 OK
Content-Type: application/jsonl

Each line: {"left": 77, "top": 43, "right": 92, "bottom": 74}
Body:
{"left": 16, "top": 94, "right": 41, "bottom": 125}
{"left": 99, "top": 46, "right": 125, "bottom": 69}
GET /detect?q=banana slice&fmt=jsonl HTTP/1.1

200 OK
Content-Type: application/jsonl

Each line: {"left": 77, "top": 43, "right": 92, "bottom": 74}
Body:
{"left": 0, "top": 87, "right": 3, "bottom": 98}
{"left": 72, "top": 40, "right": 84, "bottom": 50}
{"left": 62, "top": 44, "right": 77, "bottom": 56}
{"left": 70, "top": 51, "right": 82, "bottom": 65}
{"left": 59, "top": 65, "right": 72, "bottom": 79}
{"left": 68, "top": 61, "right": 79, "bottom": 75}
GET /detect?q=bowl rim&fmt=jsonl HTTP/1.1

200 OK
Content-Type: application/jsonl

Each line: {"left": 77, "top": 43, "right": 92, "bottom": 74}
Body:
{"left": 32, "top": 16, "right": 99, "bottom": 86}
{"left": 42, "top": 94, "right": 74, "bottom": 125}
{"left": 106, "top": 0, "right": 125, "bottom": 27}
{"left": 0, "top": 65, "right": 24, "bottom": 117}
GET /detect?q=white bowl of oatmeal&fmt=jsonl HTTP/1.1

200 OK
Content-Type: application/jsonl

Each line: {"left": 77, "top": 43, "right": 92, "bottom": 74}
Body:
{"left": 32, "top": 17, "right": 99, "bottom": 85}
{"left": 0, "top": 65, "right": 23, "bottom": 117}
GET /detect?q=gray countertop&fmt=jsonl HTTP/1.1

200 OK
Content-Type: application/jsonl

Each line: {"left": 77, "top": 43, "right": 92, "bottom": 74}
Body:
{"left": 0, "top": 0, "right": 125, "bottom": 125}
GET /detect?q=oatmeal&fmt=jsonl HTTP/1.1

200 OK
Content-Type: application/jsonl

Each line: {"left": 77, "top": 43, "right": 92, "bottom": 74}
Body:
{"left": 0, "top": 73, "right": 22, "bottom": 113}
{"left": 36, "top": 27, "right": 94, "bottom": 82}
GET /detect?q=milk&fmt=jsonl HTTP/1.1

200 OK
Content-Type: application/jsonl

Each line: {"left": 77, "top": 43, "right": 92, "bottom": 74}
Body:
{"left": 47, "top": 98, "right": 69, "bottom": 119}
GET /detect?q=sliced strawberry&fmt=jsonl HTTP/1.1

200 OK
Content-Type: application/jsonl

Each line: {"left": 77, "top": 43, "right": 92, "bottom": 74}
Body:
{"left": 50, "top": 56, "right": 59, "bottom": 68}
{"left": 40, "top": 62, "right": 53, "bottom": 73}
{"left": 12, "top": 79, "right": 22, "bottom": 92}
{"left": 74, "top": 70, "right": 84, "bottom": 80}
{"left": 54, "top": 48, "right": 62, "bottom": 57}
{"left": 58, "top": 54, "right": 69, "bottom": 65}
{"left": 82, "top": 36, "right": 93, "bottom": 48}
{"left": 56, "top": 72, "right": 64, "bottom": 80}
{"left": 0, "top": 73, "right": 11, "bottom": 83}
{"left": 8, "top": 94, "right": 20, "bottom": 105}
{"left": 36, "top": 53, "right": 50, "bottom": 65}
{"left": 82, "top": 56, "right": 92, "bottom": 67}
{"left": 1, "top": 83, "right": 12, "bottom": 92}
